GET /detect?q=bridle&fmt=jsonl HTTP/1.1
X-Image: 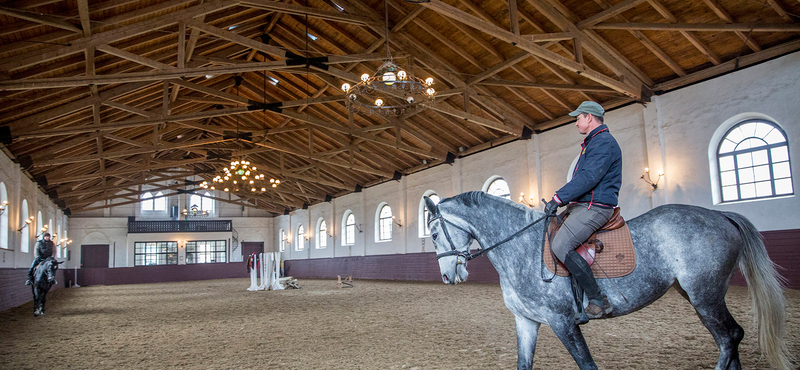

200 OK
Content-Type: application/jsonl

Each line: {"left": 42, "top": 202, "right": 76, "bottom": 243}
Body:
{"left": 429, "top": 211, "right": 551, "bottom": 262}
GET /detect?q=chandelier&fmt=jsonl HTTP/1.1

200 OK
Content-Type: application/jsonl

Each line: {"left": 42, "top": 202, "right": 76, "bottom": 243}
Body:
{"left": 340, "top": 1, "right": 435, "bottom": 116}
{"left": 200, "top": 76, "right": 280, "bottom": 195}
{"left": 342, "top": 60, "right": 435, "bottom": 116}
{"left": 199, "top": 160, "right": 280, "bottom": 194}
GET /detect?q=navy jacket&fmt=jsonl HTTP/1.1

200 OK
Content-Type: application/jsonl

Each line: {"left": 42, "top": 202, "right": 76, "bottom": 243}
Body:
{"left": 554, "top": 124, "right": 622, "bottom": 208}
{"left": 35, "top": 239, "right": 55, "bottom": 259}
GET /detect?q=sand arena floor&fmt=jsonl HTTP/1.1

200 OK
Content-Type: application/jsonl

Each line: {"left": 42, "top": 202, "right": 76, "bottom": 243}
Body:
{"left": 1, "top": 278, "right": 797, "bottom": 369}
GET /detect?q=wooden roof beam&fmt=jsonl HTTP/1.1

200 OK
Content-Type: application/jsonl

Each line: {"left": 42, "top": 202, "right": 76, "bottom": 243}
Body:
{"left": 590, "top": 23, "right": 800, "bottom": 32}
{"left": 0, "top": 5, "right": 82, "bottom": 33}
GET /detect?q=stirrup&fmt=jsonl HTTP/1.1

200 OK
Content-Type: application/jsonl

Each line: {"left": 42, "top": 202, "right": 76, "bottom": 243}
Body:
{"left": 585, "top": 296, "right": 613, "bottom": 319}
{"left": 25, "top": 279, "right": 32, "bottom": 286}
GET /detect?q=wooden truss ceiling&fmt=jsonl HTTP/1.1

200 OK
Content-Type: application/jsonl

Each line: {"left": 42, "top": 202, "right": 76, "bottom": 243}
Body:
{"left": 0, "top": 0, "right": 798, "bottom": 215}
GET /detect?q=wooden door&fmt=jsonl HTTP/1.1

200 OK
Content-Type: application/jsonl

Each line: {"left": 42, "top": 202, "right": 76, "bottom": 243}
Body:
{"left": 81, "top": 244, "right": 109, "bottom": 268}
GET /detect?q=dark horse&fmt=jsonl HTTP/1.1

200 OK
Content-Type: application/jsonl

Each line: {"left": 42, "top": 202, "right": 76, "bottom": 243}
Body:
{"left": 31, "top": 256, "right": 63, "bottom": 316}
{"left": 424, "top": 192, "right": 792, "bottom": 370}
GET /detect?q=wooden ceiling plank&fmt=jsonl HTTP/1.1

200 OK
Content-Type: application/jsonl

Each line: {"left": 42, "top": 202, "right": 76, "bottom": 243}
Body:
{"left": 590, "top": 23, "right": 800, "bottom": 32}
{"left": 479, "top": 78, "right": 616, "bottom": 93}
{"left": 420, "top": 0, "right": 641, "bottom": 99}
{"left": 699, "top": 0, "right": 761, "bottom": 52}
{"left": 239, "top": 0, "right": 381, "bottom": 26}
{"left": 0, "top": 6, "right": 82, "bottom": 33}
{"left": 576, "top": 0, "right": 648, "bottom": 29}
{"left": 0, "top": 0, "right": 238, "bottom": 72}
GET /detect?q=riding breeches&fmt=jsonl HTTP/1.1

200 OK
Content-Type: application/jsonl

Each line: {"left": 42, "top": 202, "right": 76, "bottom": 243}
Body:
{"left": 551, "top": 204, "right": 614, "bottom": 262}
{"left": 28, "top": 256, "right": 44, "bottom": 278}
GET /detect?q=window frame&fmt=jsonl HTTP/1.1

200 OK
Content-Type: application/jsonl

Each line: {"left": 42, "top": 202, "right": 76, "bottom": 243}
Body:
{"left": 20, "top": 199, "right": 29, "bottom": 253}
{"left": 716, "top": 119, "right": 793, "bottom": 203}
{"left": 185, "top": 240, "right": 227, "bottom": 264}
{"left": 296, "top": 224, "right": 305, "bottom": 251}
{"left": 316, "top": 218, "right": 328, "bottom": 249}
{"left": 134, "top": 241, "right": 178, "bottom": 266}
{"left": 376, "top": 203, "right": 392, "bottom": 242}
{"left": 0, "top": 183, "right": 7, "bottom": 250}
{"left": 279, "top": 228, "right": 286, "bottom": 252}
{"left": 342, "top": 211, "right": 355, "bottom": 246}
{"left": 189, "top": 191, "right": 215, "bottom": 215}
{"left": 140, "top": 191, "right": 167, "bottom": 212}
{"left": 484, "top": 176, "right": 511, "bottom": 199}
{"left": 419, "top": 191, "right": 441, "bottom": 238}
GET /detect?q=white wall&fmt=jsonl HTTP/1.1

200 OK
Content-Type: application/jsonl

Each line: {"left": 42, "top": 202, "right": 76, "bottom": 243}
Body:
{"left": 274, "top": 51, "right": 800, "bottom": 261}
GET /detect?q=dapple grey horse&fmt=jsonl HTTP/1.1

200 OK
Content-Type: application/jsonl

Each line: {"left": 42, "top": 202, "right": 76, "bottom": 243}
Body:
{"left": 31, "top": 256, "right": 63, "bottom": 317}
{"left": 424, "top": 192, "right": 791, "bottom": 370}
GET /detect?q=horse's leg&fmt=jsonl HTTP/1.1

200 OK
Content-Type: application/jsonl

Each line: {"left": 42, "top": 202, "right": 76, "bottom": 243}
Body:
{"left": 40, "top": 290, "right": 46, "bottom": 315}
{"left": 550, "top": 319, "right": 597, "bottom": 370}
{"left": 514, "top": 315, "right": 540, "bottom": 370}
{"left": 32, "top": 287, "right": 41, "bottom": 316}
{"left": 675, "top": 283, "right": 744, "bottom": 370}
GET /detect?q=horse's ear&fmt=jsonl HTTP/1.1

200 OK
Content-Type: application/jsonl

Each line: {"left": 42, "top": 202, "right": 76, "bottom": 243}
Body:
{"left": 423, "top": 196, "right": 439, "bottom": 216}
{"left": 56, "top": 260, "right": 65, "bottom": 265}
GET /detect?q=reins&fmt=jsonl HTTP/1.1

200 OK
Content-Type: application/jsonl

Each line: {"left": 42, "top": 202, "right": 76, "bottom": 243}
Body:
{"left": 432, "top": 212, "right": 552, "bottom": 262}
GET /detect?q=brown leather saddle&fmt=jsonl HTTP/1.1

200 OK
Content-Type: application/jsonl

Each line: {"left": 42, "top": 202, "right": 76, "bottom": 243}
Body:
{"left": 543, "top": 207, "right": 636, "bottom": 278}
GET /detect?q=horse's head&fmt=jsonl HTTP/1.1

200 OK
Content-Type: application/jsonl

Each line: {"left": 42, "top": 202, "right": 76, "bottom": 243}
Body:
{"left": 42, "top": 257, "right": 64, "bottom": 283}
{"left": 424, "top": 196, "right": 473, "bottom": 285}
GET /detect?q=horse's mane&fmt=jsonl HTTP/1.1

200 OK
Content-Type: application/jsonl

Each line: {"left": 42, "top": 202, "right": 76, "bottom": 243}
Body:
{"left": 442, "top": 191, "right": 530, "bottom": 212}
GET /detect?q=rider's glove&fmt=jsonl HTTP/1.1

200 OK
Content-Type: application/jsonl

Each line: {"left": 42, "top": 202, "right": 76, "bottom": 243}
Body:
{"left": 544, "top": 199, "right": 559, "bottom": 216}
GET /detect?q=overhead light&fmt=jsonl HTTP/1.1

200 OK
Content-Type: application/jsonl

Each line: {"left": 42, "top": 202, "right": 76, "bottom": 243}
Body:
{"left": 331, "top": 1, "right": 344, "bottom": 11}
{"left": 205, "top": 75, "right": 213, "bottom": 79}
{"left": 267, "top": 76, "right": 279, "bottom": 85}
{"left": 307, "top": 33, "right": 318, "bottom": 41}
{"left": 228, "top": 25, "right": 239, "bottom": 31}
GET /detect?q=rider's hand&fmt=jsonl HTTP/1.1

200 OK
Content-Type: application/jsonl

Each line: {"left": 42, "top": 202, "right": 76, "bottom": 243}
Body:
{"left": 544, "top": 199, "right": 559, "bottom": 216}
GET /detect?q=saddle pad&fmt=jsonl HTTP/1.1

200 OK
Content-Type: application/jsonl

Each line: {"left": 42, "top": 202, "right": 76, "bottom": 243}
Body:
{"left": 544, "top": 223, "right": 636, "bottom": 278}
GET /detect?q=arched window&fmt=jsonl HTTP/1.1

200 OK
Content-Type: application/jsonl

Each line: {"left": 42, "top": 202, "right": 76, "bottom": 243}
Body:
{"left": 36, "top": 211, "right": 43, "bottom": 239}
{"left": 0, "top": 183, "right": 7, "bottom": 250}
{"left": 141, "top": 191, "right": 167, "bottom": 212}
{"left": 56, "top": 222, "right": 62, "bottom": 258}
{"left": 419, "top": 191, "right": 441, "bottom": 237}
{"left": 376, "top": 204, "right": 392, "bottom": 242}
{"left": 190, "top": 191, "right": 214, "bottom": 214}
{"left": 316, "top": 218, "right": 327, "bottom": 249}
{"left": 20, "top": 200, "right": 29, "bottom": 253}
{"left": 296, "top": 224, "right": 305, "bottom": 251}
{"left": 279, "top": 229, "right": 286, "bottom": 252}
{"left": 717, "top": 120, "right": 792, "bottom": 202}
{"left": 342, "top": 211, "right": 355, "bottom": 246}
{"left": 484, "top": 176, "right": 511, "bottom": 199}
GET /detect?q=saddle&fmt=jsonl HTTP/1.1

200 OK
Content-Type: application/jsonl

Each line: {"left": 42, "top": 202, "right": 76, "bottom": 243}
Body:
{"left": 543, "top": 207, "right": 636, "bottom": 278}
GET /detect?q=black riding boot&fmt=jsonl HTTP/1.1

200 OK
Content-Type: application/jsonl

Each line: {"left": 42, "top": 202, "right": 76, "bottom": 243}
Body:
{"left": 563, "top": 250, "right": 612, "bottom": 318}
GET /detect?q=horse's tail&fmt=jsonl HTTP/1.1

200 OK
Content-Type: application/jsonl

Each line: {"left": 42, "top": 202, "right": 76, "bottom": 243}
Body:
{"left": 723, "top": 211, "right": 793, "bottom": 370}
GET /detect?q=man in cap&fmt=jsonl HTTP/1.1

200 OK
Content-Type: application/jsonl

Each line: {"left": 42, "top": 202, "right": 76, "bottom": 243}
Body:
{"left": 544, "top": 101, "right": 622, "bottom": 320}
{"left": 25, "top": 232, "right": 56, "bottom": 285}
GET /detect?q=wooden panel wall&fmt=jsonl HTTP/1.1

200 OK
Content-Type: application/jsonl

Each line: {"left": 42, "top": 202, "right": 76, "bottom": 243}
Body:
{"left": 0, "top": 268, "right": 65, "bottom": 313}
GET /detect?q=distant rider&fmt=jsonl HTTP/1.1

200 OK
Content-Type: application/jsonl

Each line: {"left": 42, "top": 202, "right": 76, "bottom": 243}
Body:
{"left": 25, "top": 232, "right": 55, "bottom": 286}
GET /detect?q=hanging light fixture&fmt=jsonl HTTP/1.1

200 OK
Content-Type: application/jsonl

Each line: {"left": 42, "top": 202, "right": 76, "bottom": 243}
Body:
{"left": 341, "top": 0, "right": 435, "bottom": 116}
{"left": 200, "top": 76, "right": 281, "bottom": 194}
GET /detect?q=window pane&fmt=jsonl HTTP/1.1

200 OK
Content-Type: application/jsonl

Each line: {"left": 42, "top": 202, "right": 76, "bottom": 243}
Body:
{"left": 736, "top": 153, "right": 752, "bottom": 168}
{"left": 753, "top": 122, "right": 773, "bottom": 139}
{"left": 346, "top": 225, "right": 354, "bottom": 245}
{"left": 738, "top": 122, "right": 757, "bottom": 138}
{"left": 755, "top": 181, "right": 772, "bottom": 197}
{"left": 718, "top": 139, "right": 736, "bottom": 154}
{"left": 720, "top": 171, "right": 737, "bottom": 186}
{"left": 775, "top": 178, "right": 793, "bottom": 195}
{"left": 771, "top": 146, "right": 789, "bottom": 162}
{"left": 722, "top": 185, "right": 738, "bottom": 201}
{"left": 739, "top": 183, "right": 756, "bottom": 199}
{"left": 380, "top": 205, "right": 392, "bottom": 218}
{"left": 725, "top": 128, "right": 744, "bottom": 144}
{"left": 487, "top": 179, "right": 510, "bottom": 199}
{"left": 751, "top": 150, "right": 769, "bottom": 166}
{"left": 719, "top": 156, "right": 735, "bottom": 171}
{"left": 737, "top": 168, "right": 754, "bottom": 183}
{"left": 772, "top": 162, "right": 791, "bottom": 178}
{"left": 763, "top": 129, "right": 786, "bottom": 145}
{"left": 753, "top": 165, "right": 771, "bottom": 182}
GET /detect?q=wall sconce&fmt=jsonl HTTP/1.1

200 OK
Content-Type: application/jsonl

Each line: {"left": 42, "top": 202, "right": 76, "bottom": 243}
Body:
{"left": 355, "top": 224, "right": 363, "bottom": 233}
{"left": 0, "top": 200, "right": 8, "bottom": 215}
{"left": 58, "top": 238, "right": 72, "bottom": 247}
{"left": 326, "top": 229, "right": 334, "bottom": 238}
{"left": 303, "top": 234, "right": 310, "bottom": 241}
{"left": 518, "top": 192, "right": 536, "bottom": 208}
{"left": 392, "top": 216, "right": 403, "bottom": 228}
{"left": 36, "top": 224, "right": 49, "bottom": 238}
{"left": 641, "top": 167, "right": 663, "bottom": 190}
{"left": 18, "top": 216, "right": 34, "bottom": 232}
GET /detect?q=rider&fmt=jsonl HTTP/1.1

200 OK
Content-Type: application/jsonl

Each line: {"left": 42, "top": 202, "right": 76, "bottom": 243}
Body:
{"left": 544, "top": 101, "right": 622, "bottom": 319}
{"left": 25, "top": 232, "right": 55, "bottom": 286}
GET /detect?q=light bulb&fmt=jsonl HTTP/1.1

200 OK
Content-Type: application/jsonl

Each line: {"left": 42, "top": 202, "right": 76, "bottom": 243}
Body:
{"left": 397, "top": 70, "right": 407, "bottom": 80}
{"left": 382, "top": 71, "right": 396, "bottom": 85}
{"left": 272, "top": 184, "right": 277, "bottom": 188}
{"left": 233, "top": 180, "right": 237, "bottom": 184}
{"left": 375, "top": 98, "right": 383, "bottom": 107}
{"left": 426, "top": 88, "right": 435, "bottom": 96}
{"left": 261, "top": 187, "right": 266, "bottom": 192}
{"left": 361, "top": 73, "right": 369, "bottom": 82}
{"left": 341, "top": 83, "right": 350, "bottom": 92}
{"left": 251, "top": 188, "right": 256, "bottom": 192}
{"left": 275, "top": 180, "right": 280, "bottom": 184}
{"left": 249, "top": 180, "right": 254, "bottom": 184}
{"left": 425, "top": 77, "right": 434, "bottom": 86}
{"left": 270, "top": 178, "right": 275, "bottom": 183}
{"left": 241, "top": 176, "right": 246, "bottom": 180}
{"left": 224, "top": 188, "right": 229, "bottom": 192}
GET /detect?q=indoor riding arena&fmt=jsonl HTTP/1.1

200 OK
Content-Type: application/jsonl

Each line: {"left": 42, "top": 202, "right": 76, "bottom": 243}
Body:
{"left": 1, "top": 0, "right": 799, "bottom": 369}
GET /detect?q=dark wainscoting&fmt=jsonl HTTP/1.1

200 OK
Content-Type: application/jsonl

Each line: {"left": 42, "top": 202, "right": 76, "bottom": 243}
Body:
{"left": 0, "top": 268, "right": 65, "bottom": 313}
{"left": 78, "top": 263, "right": 248, "bottom": 286}
{"left": 285, "top": 251, "right": 500, "bottom": 284}
{"left": 288, "top": 229, "right": 800, "bottom": 289}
